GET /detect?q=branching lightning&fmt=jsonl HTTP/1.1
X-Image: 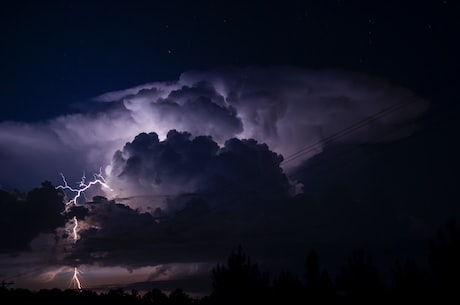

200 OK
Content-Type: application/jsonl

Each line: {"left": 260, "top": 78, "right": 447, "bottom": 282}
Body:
{"left": 57, "top": 168, "right": 113, "bottom": 206}
{"left": 56, "top": 168, "right": 113, "bottom": 290}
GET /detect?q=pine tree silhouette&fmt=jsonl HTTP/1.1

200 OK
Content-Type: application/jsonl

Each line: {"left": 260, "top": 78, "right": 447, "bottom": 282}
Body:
{"left": 428, "top": 217, "right": 460, "bottom": 302}
{"left": 335, "top": 249, "right": 386, "bottom": 304}
{"left": 211, "top": 244, "right": 269, "bottom": 305}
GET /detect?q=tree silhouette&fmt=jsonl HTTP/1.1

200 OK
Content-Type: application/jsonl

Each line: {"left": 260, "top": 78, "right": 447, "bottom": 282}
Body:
{"left": 428, "top": 217, "right": 460, "bottom": 302}
{"left": 272, "top": 270, "right": 305, "bottom": 304}
{"left": 392, "top": 258, "right": 430, "bottom": 302}
{"left": 168, "top": 288, "right": 194, "bottom": 305}
{"left": 305, "top": 249, "right": 320, "bottom": 291}
{"left": 304, "top": 249, "right": 336, "bottom": 304}
{"left": 335, "top": 249, "right": 386, "bottom": 304}
{"left": 142, "top": 288, "right": 169, "bottom": 305}
{"left": 211, "top": 244, "right": 269, "bottom": 304}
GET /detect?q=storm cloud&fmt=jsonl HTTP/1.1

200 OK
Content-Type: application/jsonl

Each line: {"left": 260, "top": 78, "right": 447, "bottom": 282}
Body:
{"left": 108, "top": 129, "right": 295, "bottom": 208}
{"left": 0, "top": 66, "right": 428, "bottom": 192}
{"left": 0, "top": 66, "right": 431, "bottom": 292}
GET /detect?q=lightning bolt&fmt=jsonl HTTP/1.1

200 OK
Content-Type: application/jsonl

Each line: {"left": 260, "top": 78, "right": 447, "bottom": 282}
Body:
{"left": 57, "top": 168, "right": 113, "bottom": 206}
{"left": 56, "top": 168, "right": 112, "bottom": 290}
{"left": 70, "top": 267, "right": 83, "bottom": 290}
{"left": 72, "top": 216, "right": 79, "bottom": 243}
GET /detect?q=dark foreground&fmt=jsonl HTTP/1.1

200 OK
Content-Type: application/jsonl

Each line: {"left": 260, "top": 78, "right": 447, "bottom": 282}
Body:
{"left": 2, "top": 218, "right": 460, "bottom": 305}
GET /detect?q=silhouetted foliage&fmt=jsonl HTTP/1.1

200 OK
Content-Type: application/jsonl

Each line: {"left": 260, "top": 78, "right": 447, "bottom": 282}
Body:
{"left": 392, "top": 258, "right": 430, "bottom": 302}
{"left": 142, "top": 288, "right": 169, "bottom": 304}
{"left": 169, "top": 288, "right": 194, "bottom": 305}
{"left": 210, "top": 244, "right": 269, "bottom": 305}
{"left": 304, "top": 249, "right": 337, "bottom": 304}
{"left": 305, "top": 249, "right": 320, "bottom": 291}
{"left": 335, "top": 249, "right": 386, "bottom": 304}
{"left": 427, "top": 217, "right": 460, "bottom": 302}
{"left": 272, "top": 270, "right": 305, "bottom": 304}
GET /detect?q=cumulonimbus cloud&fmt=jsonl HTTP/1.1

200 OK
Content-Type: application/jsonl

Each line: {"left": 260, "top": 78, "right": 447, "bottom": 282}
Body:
{"left": 0, "top": 66, "right": 433, "bottom": 291}
{"left": 107, "top": 129, "right": 295, "bottom": 211}
{"left": 0, "top": 66, "right": 428, "bottom": 194}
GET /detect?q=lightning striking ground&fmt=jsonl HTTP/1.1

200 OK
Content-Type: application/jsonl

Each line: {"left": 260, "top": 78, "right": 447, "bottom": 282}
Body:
{"left": 55, "top": 168, "right": 113, "bottom": 290}
{"left": 70, "top": 267, "right": 82, "bottom": 290}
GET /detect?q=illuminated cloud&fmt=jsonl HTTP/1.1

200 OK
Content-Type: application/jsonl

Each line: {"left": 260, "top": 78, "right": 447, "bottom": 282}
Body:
{"left": 0, "top": 66, "right": 431, "bottom": 292}
{"left": 0, "top": 66, "right": 428, "bottom": 192}
{"left": 107, "top": 129, "right": 294, "bottom": 208}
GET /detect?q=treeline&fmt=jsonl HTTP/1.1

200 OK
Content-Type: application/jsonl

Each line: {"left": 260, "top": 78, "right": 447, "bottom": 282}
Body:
{"left": 1, "top": 218, "right": 459, "bottom": 304}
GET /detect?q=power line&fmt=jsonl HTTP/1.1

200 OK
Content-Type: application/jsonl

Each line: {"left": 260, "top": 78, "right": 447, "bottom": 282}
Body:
{"left": 281, "top": 100, "right": 416, "bottom": 166}
{"left": 199, "top": 98, "right": 422, "bottom": 202}
{"left": 287, "top": 100, "right": 455, "bottom": 188}
{"left": 0, "top": 93, "right": 442, "bottom": 286}
{"left": 150, "top": 97, "right": 429, "bottom": 229}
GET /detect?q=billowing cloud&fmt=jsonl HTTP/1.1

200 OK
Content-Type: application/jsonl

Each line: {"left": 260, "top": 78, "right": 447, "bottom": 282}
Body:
{"left": 0, "top": 66, "right": 428, "bottom": 192}
{"left": 97, "top": 67, "right": 428, "bottom": 165}
{"left": 107, "top": 129, "right": 294, "bottom": 208}
{"left": 0, "top": 66, "right": 431, "bottom": 293}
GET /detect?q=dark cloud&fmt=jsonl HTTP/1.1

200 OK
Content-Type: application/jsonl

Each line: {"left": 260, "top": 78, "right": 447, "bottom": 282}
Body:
{"left": 0, "top": 66, "right": 431, "bottom": 291}
{"left": 0, "top": 182, "right": 66, "bottom": 251}
{"left": 108, "top": 129, "right": 295, "bottom": 208}
{"left": 0, "top": 67, "right": 428, "bottom": 191}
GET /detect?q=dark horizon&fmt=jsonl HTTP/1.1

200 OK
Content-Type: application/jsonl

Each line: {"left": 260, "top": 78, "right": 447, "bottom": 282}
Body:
{"left": 2, "top": 217, "right": 459, "bottom": 304}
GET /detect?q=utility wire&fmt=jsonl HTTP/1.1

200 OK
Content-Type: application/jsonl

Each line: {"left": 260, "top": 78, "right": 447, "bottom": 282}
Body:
{"left": 281, "top": 100, "right": 416, "bottom": 166}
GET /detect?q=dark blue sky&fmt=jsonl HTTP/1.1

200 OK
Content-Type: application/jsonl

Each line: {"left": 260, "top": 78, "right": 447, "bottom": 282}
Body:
{"left": 1, "top": 0, "right": 457, "bottom": 122}
{"left": 0, "top": 0, "right": 459, "bottom": 295}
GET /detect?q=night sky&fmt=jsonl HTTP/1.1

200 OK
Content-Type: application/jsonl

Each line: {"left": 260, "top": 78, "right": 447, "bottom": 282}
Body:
{"left": 0, "top": 0, "right": 459, "bottom": 296}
